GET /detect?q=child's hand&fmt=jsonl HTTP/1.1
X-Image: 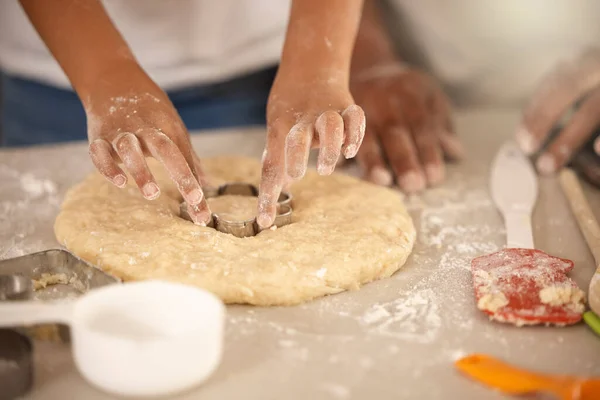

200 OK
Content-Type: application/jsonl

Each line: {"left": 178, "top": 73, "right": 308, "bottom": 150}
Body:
{"left": 84, "top": 63, "right": 211, "bottom": 225}
{"left": 17, "top": 0, "right": 211, "bottom": 222}
{"left": 257, "top": 74, "right": 365, "bottom": 228}
{"left": 256, "top": 0, "right": 366, "bottom": 229}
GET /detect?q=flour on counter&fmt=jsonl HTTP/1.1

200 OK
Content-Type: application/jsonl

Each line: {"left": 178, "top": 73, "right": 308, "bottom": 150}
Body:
{"left": 360, "top": 289, "right": 441, "bottom": 343}
{"left": 1, "top": 165, "right": 61, "bottom": 259}
{"left": 20, "top": 173, "right": 57, "bottom": 199}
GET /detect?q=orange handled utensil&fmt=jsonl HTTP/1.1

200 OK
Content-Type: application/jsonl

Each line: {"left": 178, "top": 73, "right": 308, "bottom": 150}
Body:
{"left": 455, "top": 354, "right": 600, "bottom": 400}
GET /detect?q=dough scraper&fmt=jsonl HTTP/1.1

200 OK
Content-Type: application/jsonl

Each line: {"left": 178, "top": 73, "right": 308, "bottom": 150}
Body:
{"left": 471, "top": 141, "right": 585, "bottom": 326}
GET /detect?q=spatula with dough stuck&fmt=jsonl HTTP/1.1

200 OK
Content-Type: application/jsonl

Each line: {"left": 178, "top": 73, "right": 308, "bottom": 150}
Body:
{"left": 471, "top": 142, "right": 585, "bottom": 326}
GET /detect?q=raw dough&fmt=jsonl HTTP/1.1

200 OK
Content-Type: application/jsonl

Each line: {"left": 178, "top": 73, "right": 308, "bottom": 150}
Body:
{"left": 207, "top": 195, "right": 257, "bottom": 221}
{"left": 539, "top": 285, "right": 585, "bottom": 313}
{"left": 54, "top": 156, "right": 415, "bottom": 306}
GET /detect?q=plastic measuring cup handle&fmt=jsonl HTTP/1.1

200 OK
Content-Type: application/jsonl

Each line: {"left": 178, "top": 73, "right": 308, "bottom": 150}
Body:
{"left": 0, "top": 300, "right": 74, "bottom": 327}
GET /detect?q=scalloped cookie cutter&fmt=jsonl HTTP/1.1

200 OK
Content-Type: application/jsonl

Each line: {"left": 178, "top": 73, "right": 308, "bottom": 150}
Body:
{"left": 179, "top": 183, "right": 293, "bottom": 238}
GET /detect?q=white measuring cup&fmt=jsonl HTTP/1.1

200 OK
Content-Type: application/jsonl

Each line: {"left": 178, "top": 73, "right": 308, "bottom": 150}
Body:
{"left": 0, "top": 280, "right": 225, "bottom": 398}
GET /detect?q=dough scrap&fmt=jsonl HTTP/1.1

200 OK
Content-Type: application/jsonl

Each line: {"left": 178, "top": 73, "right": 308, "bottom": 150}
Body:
{"left": 539, "top": 285, "right": 586, "bottom": 314}
{"left": 54, "top": 156, "right": 416, "bottom": 306}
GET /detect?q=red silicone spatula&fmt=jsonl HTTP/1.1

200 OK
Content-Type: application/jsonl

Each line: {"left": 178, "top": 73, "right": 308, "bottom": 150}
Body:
{"left": 471, "top": 142, "right": 585, "bottom": 326}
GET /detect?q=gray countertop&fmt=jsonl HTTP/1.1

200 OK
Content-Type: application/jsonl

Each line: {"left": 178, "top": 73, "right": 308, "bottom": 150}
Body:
{"left": 1, "top": 109, "right": 599, "bottom": 400}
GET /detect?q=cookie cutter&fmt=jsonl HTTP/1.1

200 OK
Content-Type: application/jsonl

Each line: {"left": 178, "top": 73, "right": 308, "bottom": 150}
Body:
{"left": 0, "top": 249, "right": 120, "bottom": 342}
{"left": 179, "top": 183, "right": 293, "bottom": 238}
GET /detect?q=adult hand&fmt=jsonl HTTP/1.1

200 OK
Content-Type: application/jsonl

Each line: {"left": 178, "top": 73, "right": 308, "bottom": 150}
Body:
{"left": 84, "top": 62, "right": 210, "bottom": 225}
{"left": 351, "top": 63, "right": 464, "bottom": 193}
{"left": 516, "top": 48, "right": 600, "bottom": 174}
{"left": 257, "top": 74, "right": 366, "bottom": 228}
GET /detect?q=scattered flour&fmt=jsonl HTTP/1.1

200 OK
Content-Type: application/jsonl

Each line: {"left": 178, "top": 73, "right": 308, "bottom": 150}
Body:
{"left": 0, "top": 165, "right": 60, "bottom": 259}
{"left": 359, "top": 289, "right": 442, "bottom": 344}
{"left": 320, "top": 383, "right": 350, "bottom": 399}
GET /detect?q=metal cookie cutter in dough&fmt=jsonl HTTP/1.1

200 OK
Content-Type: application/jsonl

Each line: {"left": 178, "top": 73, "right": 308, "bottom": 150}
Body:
{"left": 179, "top": 182, "right": 293, "bottom": 238}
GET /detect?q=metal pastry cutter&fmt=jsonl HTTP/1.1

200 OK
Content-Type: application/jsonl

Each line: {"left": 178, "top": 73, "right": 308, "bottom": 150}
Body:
{"left": 179, "top": 183, "right": 293, "bottom": 238}
{"left": 0, "top": 249, "right": 120, "bottom": 342}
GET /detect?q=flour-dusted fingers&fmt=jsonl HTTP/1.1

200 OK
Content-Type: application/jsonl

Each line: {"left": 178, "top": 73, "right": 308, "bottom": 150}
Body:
{"left": 518, "top": 51, "right": 600, "bottom": 155}
{"left": 185, "top": 199, "right": 212, "bottom": 226}
{"left": 89, "top": 138, "right": 127, "bottom": 188}
{"left": 356, "top": 128, "right": 393, "bottom": 186}
{"left": 537, "top": 88, "right": 600, "bottom": 175}
{"left": 285, "top": 122, "right": 313, "bottom": 180}
{"left": 315, "top": 111, "right": 345, "bottom": 176}
{"left": 341, "top": 104, "right": 366, "bottom": 159}
{"left": 143, "top": 130, "right": 205, "bottom": 208}
{"left": 257, "top": 119, "right": 289, "bottom": 229}
{"left": 112, "top": 132, "right": 159, "bottom": 200}
{"left": 381, "top": 126, "right": 425, "bottom": 193}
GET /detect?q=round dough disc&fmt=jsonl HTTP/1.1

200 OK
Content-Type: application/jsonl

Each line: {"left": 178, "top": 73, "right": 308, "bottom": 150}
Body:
{"left": 54, "top": 156, "right": 415, "bottom": 306}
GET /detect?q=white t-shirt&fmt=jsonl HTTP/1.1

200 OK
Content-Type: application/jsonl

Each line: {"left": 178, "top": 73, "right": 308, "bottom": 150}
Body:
{"left": 1, "top": 0, "right": 598, "bottom": 107}
{"left": 386, "top": 0, "right": 600, "bottom": 106}
{"left": 0, "top": 0, "right": 291, "bottom": 90}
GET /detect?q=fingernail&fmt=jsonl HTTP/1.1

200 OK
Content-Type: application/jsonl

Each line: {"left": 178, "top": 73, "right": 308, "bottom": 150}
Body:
{"left": 113, "top": 175, "right": 127, "bottom": 188}
{"left": 287, "top": 161, "right": 307, "bottom": 180}
{"left": 257, "top": 213, "right": 274, "bottom": 229}
{"left": 368, "top": 166, "right": 393, "bottom": 186}
{"left": 188, "top": 189, "right": 203, "bottom": 204}
{"left": 515, "top": 126, "right": 536, "bottom": 155}
{"left": 536, "top": 153, "right": 556, "bottom": 175}
{"left": 344, "top": 144, "right": 358, "bottom": 159}
{"left": 425, "top": 164, "right": 444, "bottom": 185}
{"left": 595, "top": 137, "right": 600, "bottom": 155}
{"left": 142, "top": 182, "right": 160, "bottom": 200}
{"left": 317, "top": 162, "right": 335, "bottom": 176}
{"left": 189, "top": 206, "right": 211, "bottom": 226}
{"left": 193, "top": 214, "right": 211, "bottom": 226}
{"left": 397, "top": 171, "right": 426, "bottom": 193}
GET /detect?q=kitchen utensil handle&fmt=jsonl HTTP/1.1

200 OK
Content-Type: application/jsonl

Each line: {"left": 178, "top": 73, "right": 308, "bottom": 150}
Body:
{"left": 559, "top": 169, "right": 600, "bottom": 265}
{"left": 455, "top": 354, "right": 578, "bottom": 399}
{"left": 0, "top": 301, "right": 73, "bottom": 327}
{"left": 504, "top": 211, "right": 535, "bottom": 249}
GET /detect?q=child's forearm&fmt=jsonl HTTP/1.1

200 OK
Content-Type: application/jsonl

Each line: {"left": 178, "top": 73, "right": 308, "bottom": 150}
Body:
{"left": 280, "top": 0, "right": 364, "bottom": 80}
{"left": 19, "top": 0, "right": 139, "bottom": 101}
